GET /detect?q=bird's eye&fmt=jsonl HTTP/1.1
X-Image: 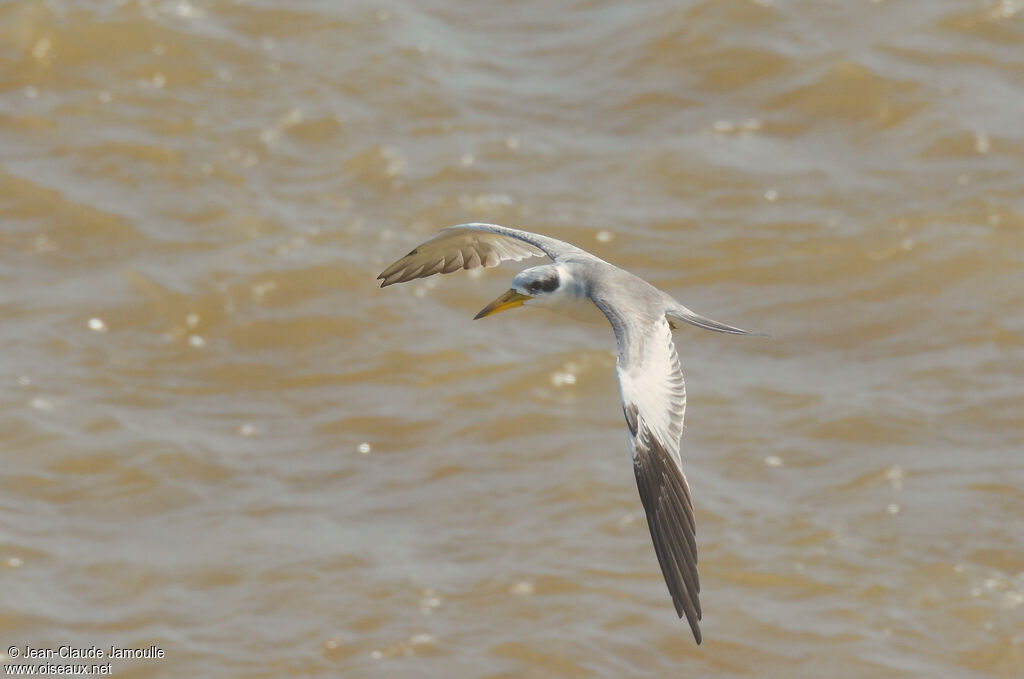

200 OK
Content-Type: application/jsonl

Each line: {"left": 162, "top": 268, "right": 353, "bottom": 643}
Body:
{"left": 528, "top": 281, "right": 541, "bottom": 293}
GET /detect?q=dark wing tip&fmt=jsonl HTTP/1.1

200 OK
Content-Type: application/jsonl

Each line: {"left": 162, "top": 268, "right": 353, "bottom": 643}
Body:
{"left": 633, "top": 426, "right": 703, "bottom": 645}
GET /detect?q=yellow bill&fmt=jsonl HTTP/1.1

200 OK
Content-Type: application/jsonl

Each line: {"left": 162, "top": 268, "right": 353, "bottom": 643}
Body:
{"left": 474, "top": 289, "right": 532, "bottom": 320}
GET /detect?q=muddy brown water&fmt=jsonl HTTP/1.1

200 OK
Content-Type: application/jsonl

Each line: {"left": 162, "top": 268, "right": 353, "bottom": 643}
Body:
{"left": 1, "top": 1, "right": 1022, "bottom": 677}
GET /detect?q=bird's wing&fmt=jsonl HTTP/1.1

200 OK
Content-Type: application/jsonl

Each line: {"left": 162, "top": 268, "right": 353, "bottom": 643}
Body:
{"left": 597, "top": 304, "right": 702, "bottom": 644}
{"left": 377, "top": 222, "right": 586, "bottom": 287}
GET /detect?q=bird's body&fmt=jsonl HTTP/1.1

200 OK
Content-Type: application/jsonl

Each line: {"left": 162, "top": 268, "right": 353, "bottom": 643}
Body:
{"left": 378, "top": 223, "right": 755, "bottom": 645}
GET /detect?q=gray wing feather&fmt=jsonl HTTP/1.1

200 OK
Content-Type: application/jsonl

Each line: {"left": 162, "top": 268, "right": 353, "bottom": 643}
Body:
{"left": 633, "top": 425, "right": 702, "bottom": 644}
{"left": 595, "top": 297, "right": 702, "bottom": 644}
{"left": 377, "top": 223, "right": 584, "bottom": 287}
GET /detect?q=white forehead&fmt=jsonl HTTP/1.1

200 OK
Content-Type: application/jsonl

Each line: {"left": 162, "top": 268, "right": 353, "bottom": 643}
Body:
{"left": 512, "top": 264, "right": 554, "bottom": 282}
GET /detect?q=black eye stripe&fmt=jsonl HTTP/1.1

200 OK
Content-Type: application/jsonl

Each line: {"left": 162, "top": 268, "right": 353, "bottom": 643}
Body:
{"left": 525, "top": 275, "right": 559, "bottom": 294}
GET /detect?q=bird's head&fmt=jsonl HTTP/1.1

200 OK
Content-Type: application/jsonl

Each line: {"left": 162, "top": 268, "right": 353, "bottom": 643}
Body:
{"left": 473, "top": 265, "right": 563, "bottom": 319}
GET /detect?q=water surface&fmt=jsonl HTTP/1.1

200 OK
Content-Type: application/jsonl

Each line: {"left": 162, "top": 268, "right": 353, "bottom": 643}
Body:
{"left": 1, "top": 1, "right": 1022, "bottom": 677}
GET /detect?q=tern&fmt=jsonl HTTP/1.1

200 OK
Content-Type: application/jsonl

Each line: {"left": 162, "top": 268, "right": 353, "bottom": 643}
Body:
{"left": 378, "top": 223, "right": 756, "bottom": 644}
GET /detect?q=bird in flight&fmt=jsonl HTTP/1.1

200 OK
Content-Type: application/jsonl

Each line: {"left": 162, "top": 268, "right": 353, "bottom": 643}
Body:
{"left": 378, "top": 223, "right": 756, "bottom": 644}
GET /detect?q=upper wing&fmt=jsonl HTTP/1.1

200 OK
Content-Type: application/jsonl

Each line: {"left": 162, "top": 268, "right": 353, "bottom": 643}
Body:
{"left": 600, "top": 306, "right": 703, "bottom": 644}
{"left": 377, "top": 222, "right": 584, "bottom": 287}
